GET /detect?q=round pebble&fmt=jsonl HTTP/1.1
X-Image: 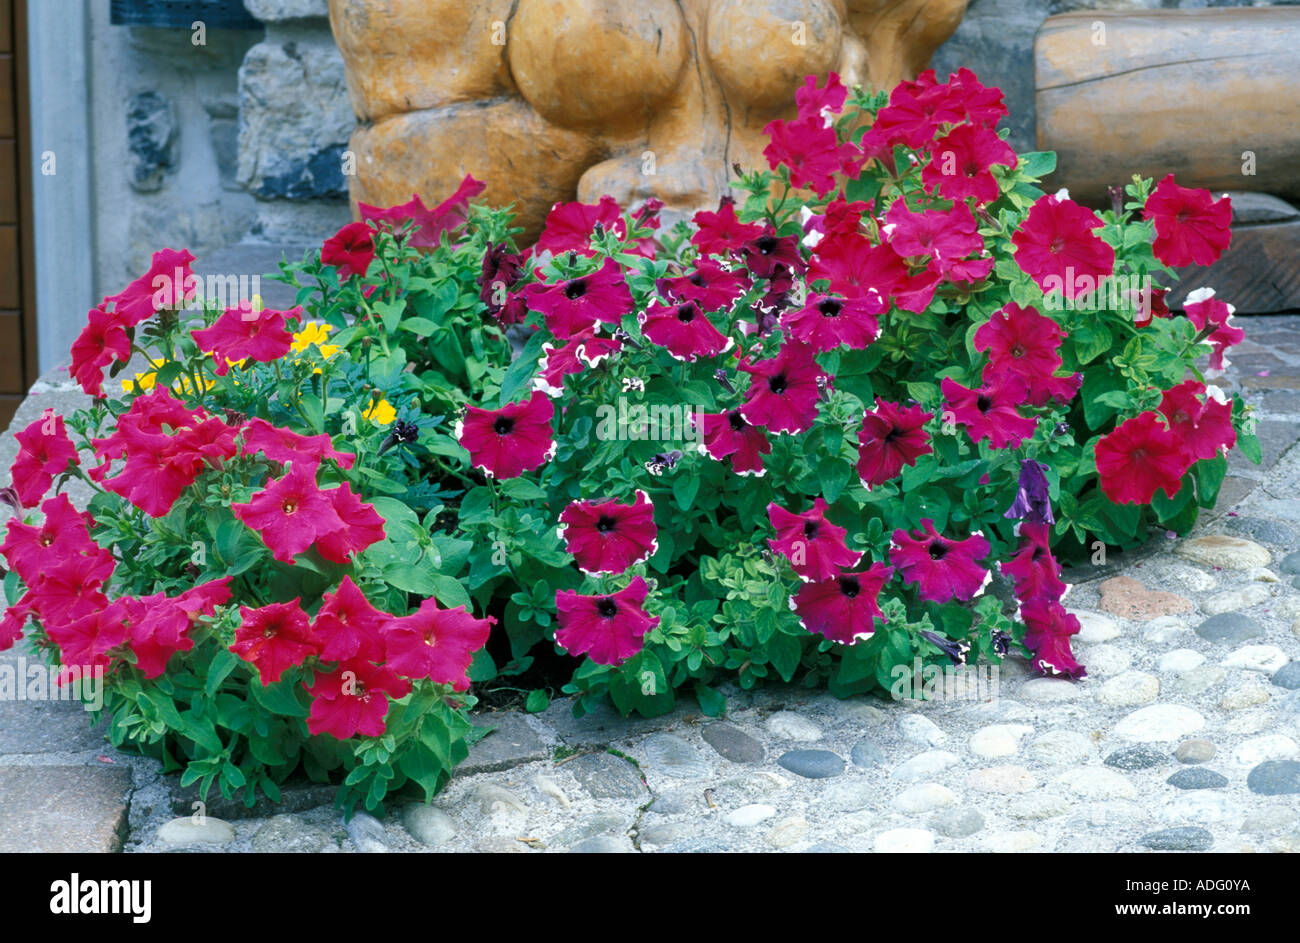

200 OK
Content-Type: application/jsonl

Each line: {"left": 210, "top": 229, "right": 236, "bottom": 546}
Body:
{"left": 1113, "top": 704, "right": 1206, "bottom": 742}
{"left": 1233, "top": 735, "right": 1298, "bottom": 766}
{"left": 1018, "top": 678, "right": 1083, "bottom": 702}
{"left": 891, "top": 750, "right": 958, "bottom": 782}
{"left": 700, "top": 723, "right": 765, "bottom": 764}
{"left": 1073, "top": 610, "right": 1120, "bottom": 643}
{"left": 642, "top": 733, "right": 712, "bottom": 779}
{"left": 1272, "top": 663, "right": 1300, "bottom": 690}
{"left": 1080, "top": 644, "right": 1133, "bottom": 676}
{"left": 765, "top": 817, "right": 808, "bottom": 848}
{"left": 158, "top": 816, "right": 236, "bottom": 846}
{"left": 892, "top": 783, "right": 955, "bottom": 813}
{"left": 725, "top": 804, "right": 777, "bottom": 828}
{"left": 1195, "top": 612, "right": 1264, "bottom": 644}
{"left": 850, "top": 737, "right": 885, "bottom": 768}
{"left": 400, "top": 805, "right": 457, "bottom": 846}
{"left": 967, "top": 765, "right": 1037, "bottom": 794}
{"left": 874, "top": 828, "right": 934, "bottom": 853}
{"left": 1097, "top": 671, "right": 1160, "bottom": 707}
{"left": 968, "top": 724, "right": 1033, "bottom": 759}
{"left": 1143, "top": 617, "right": 1189, "bottom": 645}
{"left": 930, "top": 806, "right": 984, "bottom": 838}
{"left": 765, "top": 711, "right": 823, "bottom": 742}
{"left": 777, "top": 749, "right": 845, "bottom": 779}
{"left": 1247, "top": 760, "right": 1300, "bottom": 795}
{"left": 982, "top": 830, "right": 1043, "bottom": 853}
{"left": 1028, "top": 729, "right": 1096, "bottom": 765}
{"left": 1157, "top": 649, "right": 1205, "bottom": 674}
{"left": 1105, "top": 744, "right": 1168, "bottom": 770}
{"left": 1167, "top": 768, "right": 1229, "bottom": 790}
{"left": 1222, "top": 645, "right": 1289, "bottom": 673}
{"left": 1138, "top": 826, "right": 1214, "bottom": 851}
{"left": 1053, "top": 766, "right": 1137, "bottom": 800}
{"left": 1175, "top": 739, "right": 1216, "bottom": 764}
{"left": 898, "top": 713, "right": 947, "bottom": 746}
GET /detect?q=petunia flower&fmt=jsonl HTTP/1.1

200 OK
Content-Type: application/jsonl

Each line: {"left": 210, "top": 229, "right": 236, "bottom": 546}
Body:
{"left": 856, "top": 398, "right": 934, "bottom": 488}
{"left": 780, "top": 294, "right": 882, "bottom": 352}
{"left": 46, "top": 598, "right": 131, "bottom": 678}
{"left": 657, "top": 258, "right": 751, "bottom": 312}
{"left": 739, "top": 342, "right": 828, "bottom": 435}
{"left": 692, "top": 409, "right": 771, "bottom": 477}
{"left": 9, "top": 414, "right": 79, "bottom": 508}
{"left": 230, "top": 462, "right": 346, "bottom": 564}
{"left": 1003, "top": 458, "right": 1054, "bottom": 524}
{"left": 1000, "top": 521, "right": 1066, "bottom": 605}
{"left": 358, "top": 175, "right": 485, "bottom": 249}
{"left": 231, "top": 598, "right": 319, "bottom": 686}
{"left": 239, "top": 417, "right": 356, "bottom": 471}
{"left": 884, "top": 200, "right": 988, "bottom": 280}
{"left": 524, "top": 257, "right": 633, "bottom": 339}
{"left": 533, "top": 328, "right": 623, "bottom": 397}
{"left": 554, "top": 576, "right": 659, "bottom": 667}
{"left": 69, "top": 305, "right": 131, "bottom": 397}
{"left": 1182, "top": 287, "right": 1245, "bottom": 374}
{"left": 763, "top": 115, "right": 860, "bottom": 197}
{"left": 307, "top": 659, "right": 411, "bottom": 739}
{"left": 104, "top": 247, "right": 198, "bottom": 327}
{"left": 940, "top": 375, "right": 1039, "bottom": 450}
{"left": 792, "top": 563, "right": 894, "bottom": 644}
{"left": 807, "top": 233, "right": 904, "bottom": 310}
{"left": 1020, "top": 599, "right": 1085, "bottom": 678}
{"left": 456, "top": 391, "right": 556, "bottom": 479}
{"left": 1143, "top": 174, "right": 1232, "bottom": 267}
{"left": 1, "top": 493, "right": 102, "bottom": 585}
{"left": 1095, "top": 411, "right": 1192, "bottom": 505}
{"left": 639, "top": 300, "right": 734, "bottom": 361}
{"left": 383, "top": 598, "right": 494, "bottom": 690}
{"left": 1011, "top": 193, "right": 1114, "bottom": 300}
{"left": 1158, "top": 380, "right": 1236, "bottom": 461}
{"left": 975, "top": 303, "right": 1081, "bottom": 407}
{"left": 768, "top": 498, "right": 861, "bottom": 582}
{"left": 191, "top": 304, "right": 297, "bottom": 376}
{"left": 741, "top": 227, "right": 806, "bottom": 280}
{"left": 920, "top": 123, "right": 1016, "bottom": 204}
{"left": 559, "top": 490, "right": 658, "bottom": 575}
{"left": 25, "top": 554, "right": 114, "bottom": 630}
{"left": 314, "top": 482, "right": 386, "bottom": 565}
{"left": 321, "top": 221, "right": 376, "bottom": 279}
{"left": 794, "top": 71, "right": 848, "bottom": 125}
{"left": 890, "top": 519, "right": 991, "bottom": 603}
{"left": 691, "top": 196, "right": 765, "bottom": 257}
{"left": 128, "top": 578, "right": 231, "bottom": 678}
{"left": 534, "top": 195, "right": 624, "bottom": 257}
{"left": 312, "top": 576, "right": 387, "bottom": 663}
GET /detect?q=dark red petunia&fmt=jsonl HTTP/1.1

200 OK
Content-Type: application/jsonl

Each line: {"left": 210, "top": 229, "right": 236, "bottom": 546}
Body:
{"left": 640, "top": 300, "right": 734, "bottom": 361}
{"left": 307, "top": 659, "right": 412, "bottom": 739}
{"left": 657, "top": 258, "right": 751, "bottom": 312}
{"left": 312, "top": 576, "right": 387, "bottom": 663}
{"left": 921, "top": 123, "right": 1016, "bottom": 204}
{"left": 554, "top": 576, "right": 659, "bottom": 667}
{"left": 856, "top": 398, "right": 934, "bottom": 488}
{"left": 768, "top": 498, "right": 861, "bottom": 582}
{"left": 383, "top": 598, "right": 494, "bottom": 690}
{"left": 1000, "top": 522, "right": 1067, "bottom": 606}
{"left": 739, "top": 342, "right": 828, "bottom": 435}
{"left": 792, "top": 563, "right": 894, "bottom": 644}
{"left": 231, "top": 599, "right": 319, "bottom": 686}
{"left": 358, "top": 175, "right": 486, "bottom": 249}
{"left": 692, "top": 409, "right": 772, "bottom": 477}
{"left": 1143, "top": 174, "right": 1232, "bottom": 267}
{"left": 940, "top": 375, "right": 1039, "bottom": 450}
{"left": 890, "top": 519, "right": 991, "bottom": 603}
{"left": 1158, "top": 380, "right": 1236, "bottom": 462}
{"left": 807, "top": 232, "right": 907, "bottom": 311}
{"left": 191, "top": 304, "right": 297, "bottom": 376}
{"left": 1011, "top": 193, "right": 1114, "bottom": 300}
{"left": 559, "top": 490, "right": 658, "bottom": 575}
{"left": 691, "top": 196, "right": 765, "bottom": 257}
{"left": 9, "top": 414, "right": 79, "bottom": 508}
{"left": 1020, "top": 599, "right": 1085, "bottom": 679}
{"left": 533, "top": 329, "right": 623, "bottom": 397}
{"left": 456, "top": 391, "right": 556, "bottom": 479}
{"left": 231, "top": 462, "right": 346, "bottom": 564}
{"left": 69, "top": 305, "right": 130, "bottom": 397}
{"left": 321, "top": 221, "right": 376, "bottom": 279}
{"left": 524, "top": 257, "right": 633, "bottom": 339}
{"left": 741, "top": 227, "right": 806, "bottom": 280}
{"left": 780, "top": 294, "right": 882, "bottom": 352}
{"left": 1095, "top": 411, "right": 1192, "bottom": 505}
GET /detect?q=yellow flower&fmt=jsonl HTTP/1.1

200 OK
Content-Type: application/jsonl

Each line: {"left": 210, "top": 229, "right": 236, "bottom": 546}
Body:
{"left": 122, "top": 371, "right": 158, "bottom": 394}
{"left": 363, "top": 397, "right": 397, "bottom": 425}
{"left": 290, "top": 321, "right": 341, "bottom": 375}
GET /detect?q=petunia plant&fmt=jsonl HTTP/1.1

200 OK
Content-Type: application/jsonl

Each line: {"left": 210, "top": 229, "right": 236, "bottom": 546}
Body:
{"left": 0, "top": 67, "right": 1259, "bottom": 809}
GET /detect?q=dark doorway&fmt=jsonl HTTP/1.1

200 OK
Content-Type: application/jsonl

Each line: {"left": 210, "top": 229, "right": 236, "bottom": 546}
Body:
{"left": 0, "top": 0, "right": 35, "bottom": 430}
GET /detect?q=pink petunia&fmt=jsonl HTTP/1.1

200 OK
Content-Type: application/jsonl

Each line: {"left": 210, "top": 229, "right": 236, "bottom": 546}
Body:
{"left": 559, "top": 490, "right": 658, "bottom": 575}
{"left": 554, "top": 576, "right": 659, "bottom": 667}
{"left": 890, "top": 519, "right": 991, "bottom": 603}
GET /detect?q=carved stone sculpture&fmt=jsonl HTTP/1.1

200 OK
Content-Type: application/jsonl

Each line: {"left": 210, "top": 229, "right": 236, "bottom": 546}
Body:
{"left": 329, "top": 0, "right": 968, "bottom": 239}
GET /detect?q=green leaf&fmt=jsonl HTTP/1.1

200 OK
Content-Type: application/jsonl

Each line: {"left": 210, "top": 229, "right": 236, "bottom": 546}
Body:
{"left": 693, "top": 682, "right": 726, "bottom": 718}
{"left": 1016, "top": 150, "right": 1057, "bottom": 179}
{"left": 525, "top": 689, "right": 550, "bottom": 713}
{"left": 672, "top": 472, "right": 701, "bottom": 512}
{"left": 497, "top": 330, "right": 548, "bottom": 407}
{"left": 205, "top": 649, "right": 239, "bottom": 698}
{"left": 1072, "top": 322, "right": 1113, "bottom": 365}
{"left": 248, "top": 677, "right": 310, "bottom": 718}
{"left": 1237, "top": 432, "right": 1262, "bottom": 465}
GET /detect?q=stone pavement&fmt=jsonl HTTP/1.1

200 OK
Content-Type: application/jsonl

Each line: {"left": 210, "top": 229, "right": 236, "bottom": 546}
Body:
{"left": 1, "top": 316, "right": 1298, "bottom": 853}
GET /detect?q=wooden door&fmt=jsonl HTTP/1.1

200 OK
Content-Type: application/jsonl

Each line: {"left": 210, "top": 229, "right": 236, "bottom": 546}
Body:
{"left": 0, "top": 0, "right": 34, "bottom": 430}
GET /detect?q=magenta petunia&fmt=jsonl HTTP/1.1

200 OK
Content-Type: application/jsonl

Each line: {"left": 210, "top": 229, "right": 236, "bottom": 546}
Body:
{"left": 69, "top": 305, "right": 130, "bottom": 397}
{"left": 457, "top": 391, "right": 556, "bottom": 479}
{"left": 104, "top": 247, "right": 198, "bottom": 327}
{"left": 940, "top": 375, "right": 1039, "bottom": 450}
{"left": 739, "top": 342, "right": 828, "bottom": 435}
{"left": 312, "top": 576, "right": 387, "bottom": 663}
{"left": 240, "top": 417, "right": 356, "bottom": 471}
{"left": 191, "top": 304, "right": 297, "bottom": 376}
{"left": 524, "top": 257, "right": 633, "bottom": 339}
{"left": 792, "top": 563, "right": 894, "bottom": 644}
{"left": 230, "top": 462, "right": 346, "bottom": 564}
{"left": 1143, "top": 174, "right": 1232, "bottom": 268}
{"left": 763, "top": 115, "right": 860, "bottom": 197}
{"left": 1020, "top": 599, "right": 1085, "bottom": 679}
{"left": 768, "top": 498, "right": 861, "bottom": 582}
{"left": 231, "top": 599, "right": 319, "bottom": 686}
{"left": 856, "top": 398, "right": 933, "bottom": 488}
{"left": 975, "top": 302, "right": 1080, "bottom": 406}
{"left": 780, "top": 294, "right": 882, "bottom": 352}
{"left": 1182, "top": 288, "right": 1245, "bottom": 373}
{"left": 314, "top": 482, "right": 386, "bottom": 565}
{"left": 554, "top": 576, "right": 659, "bottom": 667}
{"left": 357, "top": 175, "right": 485, "bottom": 249}
{"left": 1158, "top": 380, "right": 1236, "bottom": 462}
{"left": 383, "top": 598, "right": 494, "bottom": 691}
{"left": 1011, "top": 194, "right": 1114, "bottom": 300}
{"left": 1000, "top": 522, "right": 1067, "bottom": 606}
{"left": 307, "top": 659, "right": 412, "bottom": 739}
{"left": 534, "top": 195, "right": 624, "bottom": 257}
{"left": 1095, "top": 411, "right": 1191, "bottom": 505}
{"left": 693, "top": 409, "right": 772, "bottom": 477}
{"left": 691, "top": 196, "right": 765, "bottom": 257}
{"left": 533, "top": 329, "right": 623, "bottom": 397}
{"left": 920, "top": 123, "right": 1016, "bottom": 204}
{"left": 10, "top": 414, "right": 79, "bottom": 508}
{"left": 657, "top": 258, "right": 751, "bottom": 312}
{"left": 1, "top": 493, "right": 101, "bottom": 586}
{"left": 890, "top": 519, "right": 991, "bottom": 603}
{"left": 128, "top": 578, "right": 231, "bottom": 678}
{"left": 559, "top": 490, "right": 658, "bottom": 575}
{"left": 741, "top": 227, "right": 806, "bottom": 280}
{"left": 639, "top": 300, "right": 734, "bottom": 361}
{"left": 795, "top": 71, "right": 848, "bottom": 125}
